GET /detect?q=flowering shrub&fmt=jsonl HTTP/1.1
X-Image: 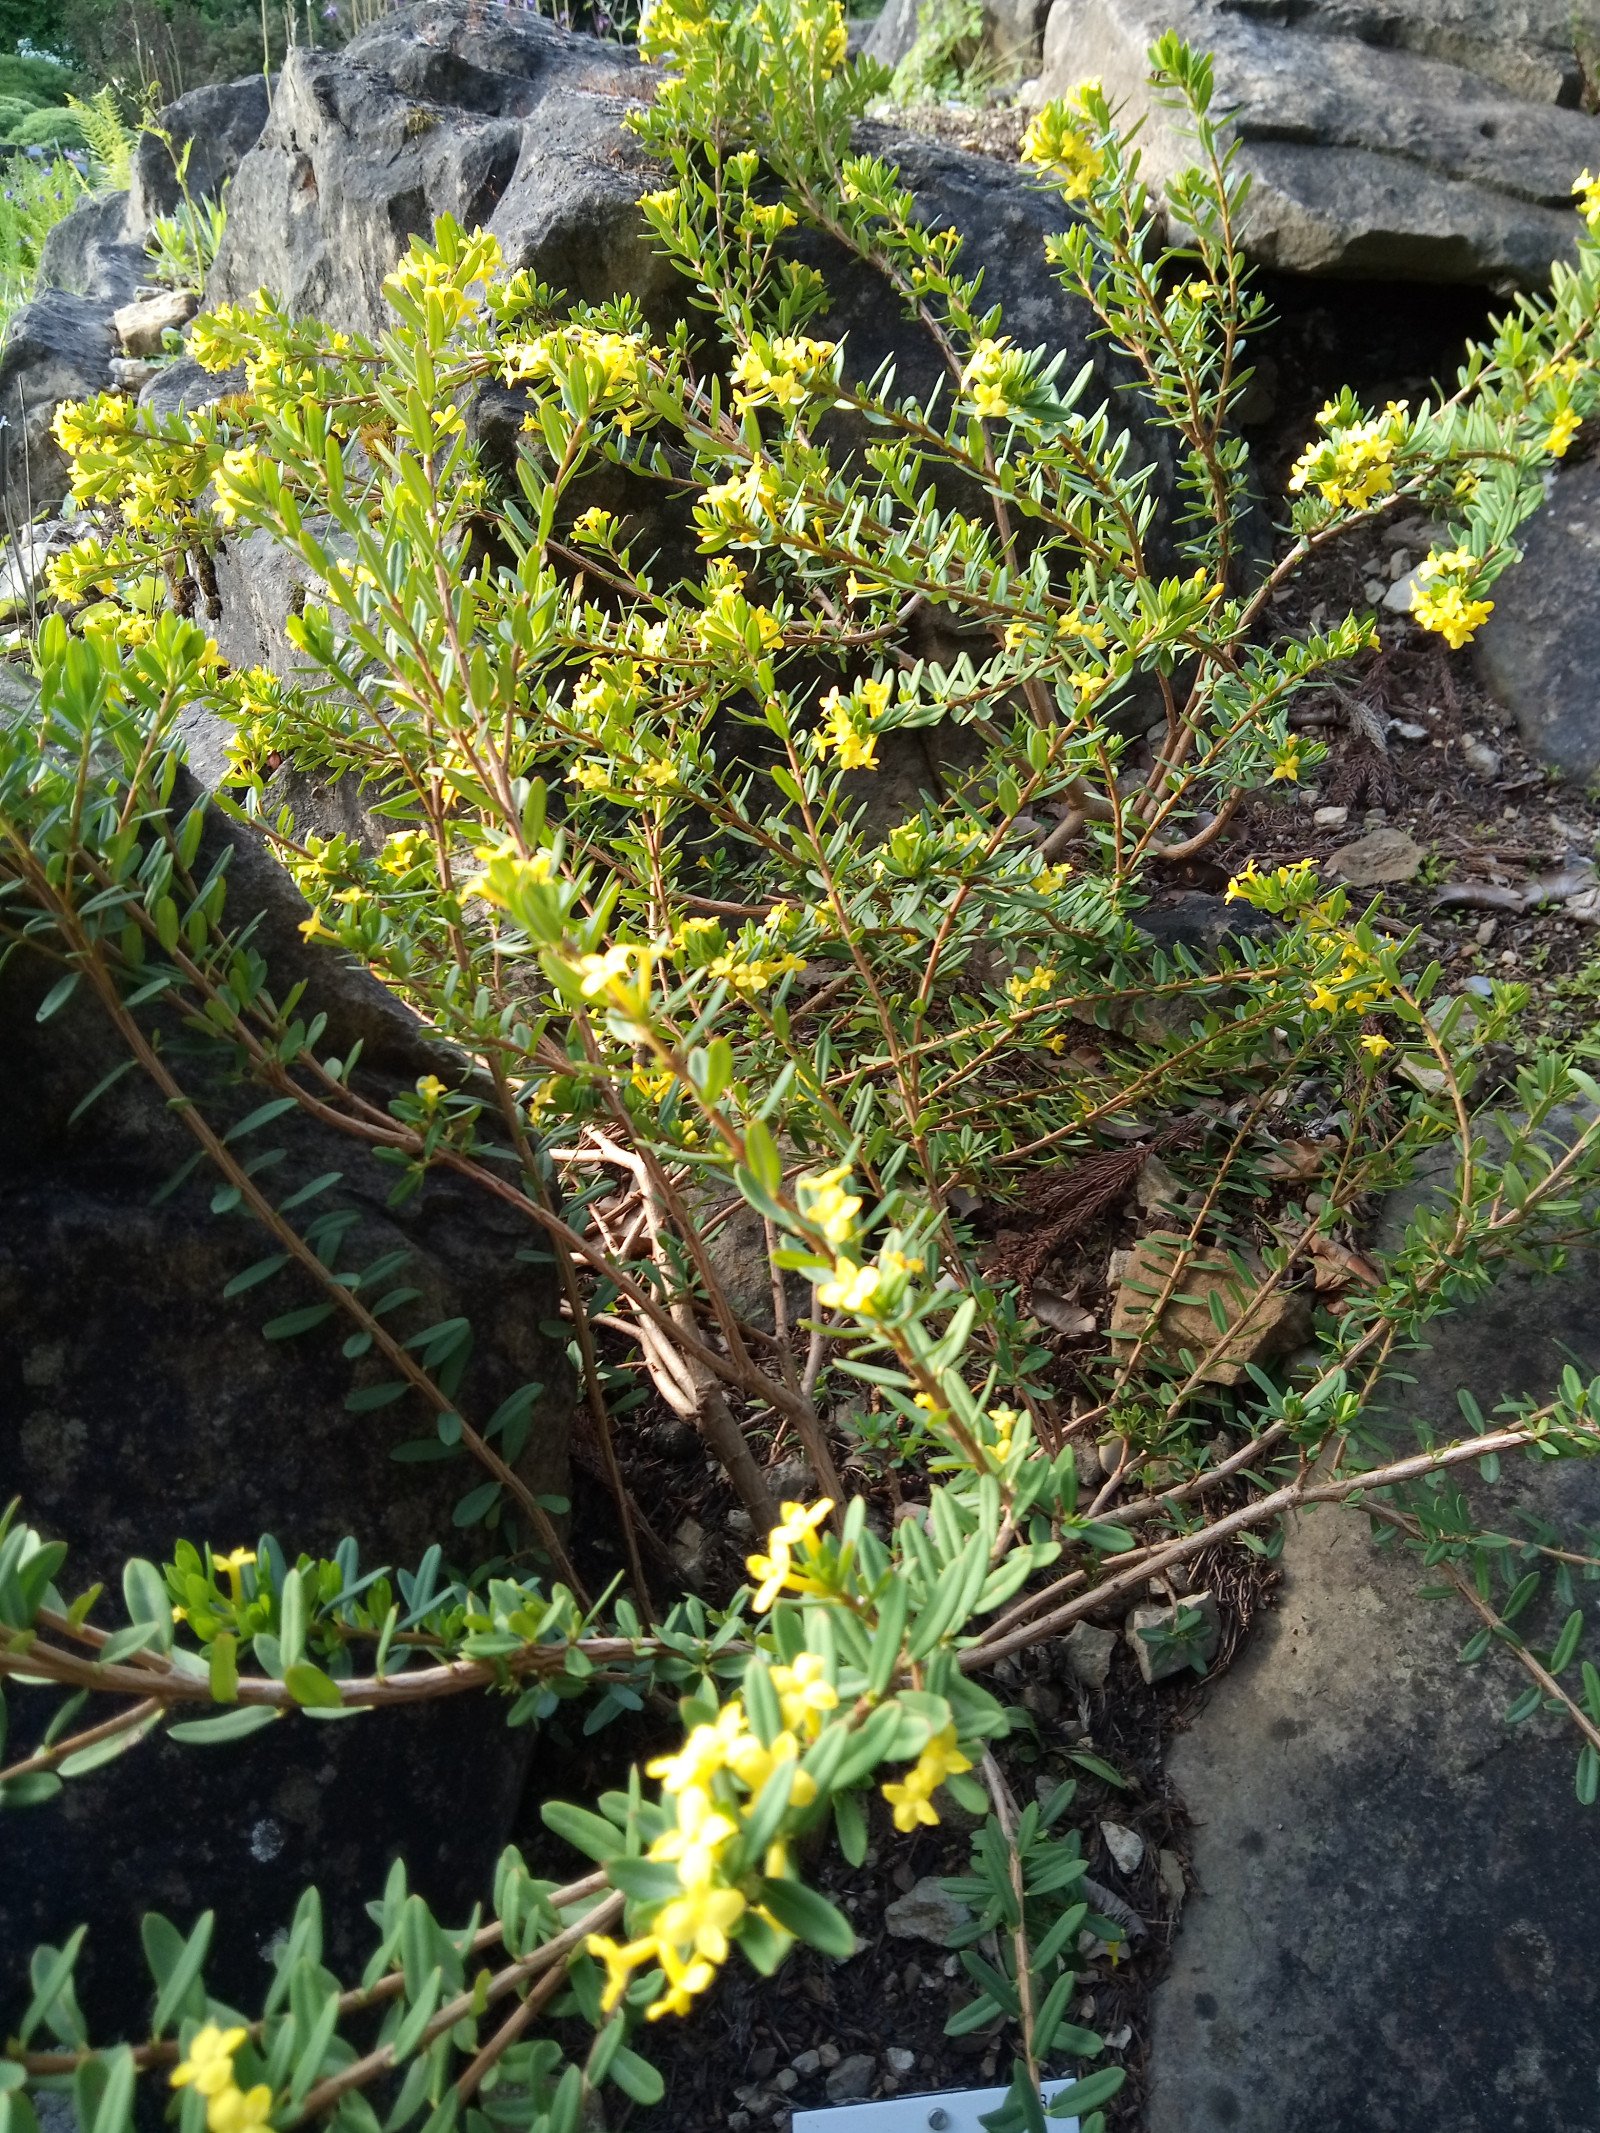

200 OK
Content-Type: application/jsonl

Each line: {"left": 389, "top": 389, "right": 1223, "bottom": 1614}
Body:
{"left": 7, "top": 7, "right": 1600, "bottom": 2130}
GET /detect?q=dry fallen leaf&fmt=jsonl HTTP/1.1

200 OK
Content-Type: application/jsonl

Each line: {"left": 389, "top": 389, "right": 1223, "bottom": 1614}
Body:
{"left": 1032, "top": 1286, "right": 1097, "bottom": 1338}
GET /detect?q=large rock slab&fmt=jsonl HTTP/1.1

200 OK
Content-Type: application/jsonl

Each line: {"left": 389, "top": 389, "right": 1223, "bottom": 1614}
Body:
{"left": 0, "top": 289, "right": 118, "bottom": 514}
{"left": 37, "top": 188, "right": 147, "bottom": 304}
{"left": 0, "top": 766, "right": 573, "bottom": 2035}
{"left": 1145, "top": 1184, "right": 1600, "bottom": 2130}
{"left": 129, "top": 74, "right": 272, "bottom": 231}
{"left": 1040, "top": 0, "right": 1600, "bottom": 283}
{"left": 1474, "top": 457, "right": 1600, "bottom": 781}
{"left": 209, "top": 4, "right": 675, "bottom": 335}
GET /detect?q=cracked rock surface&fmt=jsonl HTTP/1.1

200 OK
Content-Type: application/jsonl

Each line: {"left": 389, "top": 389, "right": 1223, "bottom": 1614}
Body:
{"left": 1040, "top": 0, "right": 1600, "bottom": 283}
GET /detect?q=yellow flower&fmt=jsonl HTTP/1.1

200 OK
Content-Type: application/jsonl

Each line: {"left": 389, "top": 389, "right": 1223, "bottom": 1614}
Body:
{"left": 415, "top": 1074, "right": 447, "bottom": 1108}
{"left": 797, "top": 1163, "right": 861, "bottom": 1248}
{"left": 213, "top": 1550, "right": 256, "bottom": 1605}
{"left": 1546, "top": 406, "right": 1581, "bottom": 458}
{"left": 172, "top": 2025, "right": 247, "bottom": 2097}
{"left": 1574, "top": 168, "right": 1600, "bottom": 226}
{"left": 1359, "top": 1031, "right": 1392, "bottom": 1058}
{"left": 1411, "top": 581, "right": 1494, "bottom": 649}
{"left": 745, "top": 1498, "right": 835, "bottom": 1612}
{"left": 772, "top": 1652, "right": 838, "bottom": 1736}
{"left": 586, "top": 1933, "right": 659, "bottom": 2014}
{"left": 647, "top": 1941, "right": 718, "bottom": 2021}
{"left": 207, "top": 2086, "right": 274, "bottom": 2133}
{"left": 881, "top": 1723, "right": 973, "bottom": 1832}
{"left": 654, "top": 1884, "right": 747, "bottom": 1964}
{"left": 1271, "top": 745, "right": 1302, "bottom": 783}
{"left": 817, "top": 1257, "right": 884, "bottom": 1315}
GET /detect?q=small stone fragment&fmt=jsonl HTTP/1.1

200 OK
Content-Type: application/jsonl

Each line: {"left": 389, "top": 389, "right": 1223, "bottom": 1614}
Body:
{"left": 1110, "top": 1230, "right": 1311, "bottom": 1387}
{"left": 1126, "top": 1589, "right": 1222, "bottom": 1684}
{"left": 884, "top": 1876, "right": 973, "bottom": 1948}
{"left": 824, "top": 2054, "right": 876, "bottom": 2103}
{"left": 885, "top": 2047, "right": 916, "bottom": 2075}
{"left": 1101, "top": 1820, "right": 1146, "bottom": 1875}
{"left": 816, "top": 2043, "right": 841, "bottom": 2070}
{"left": 1390, "top": 719, "right": 1428, "bottom": 742}
{"left": 1461, "top": 735, "right": 1503, "bottom": 779}
{"left": 790, "top": 2050, "right": 821, "bottom": 2078}
{"left": 773, "top": 2068, "right": 798, "bottom": 2092}
{"left": 1064, "top": 1620, "right": 1118, "bottom": 1691}
{"left": 1326, "top": 826, "right": 1424, "bottom": 886}
{"left": 111, "top": 286, "right": 197, "bottom": 356}
{"left": 1313, "top": 804, "right": 1349, "bottom": 828}
{"left": 1383, "top": 569, "right": 1419, "bottom": 614}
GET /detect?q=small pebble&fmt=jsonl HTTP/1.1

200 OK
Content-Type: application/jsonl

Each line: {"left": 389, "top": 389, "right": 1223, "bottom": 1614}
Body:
{"left": 773, "top": 2069, "right": 798, "bottom": 2093}
{"left": 824, "top": 2053, "right": 876, "bottom": 2104}
{"left": 791, "top": 2050, "right": 821, "bottom": 2077}
{"left": 1461, "top": 736, "right": 1503, "bottom": 779}
{"left": 1101, "top": 1820, "right": 1146, "bottom": 1874}
{"left": 886, "top": 2048, "right": 916, "bottom": 2075}
{"left": 1476, "top": 918, "right": 1497, "bottom": 945}
{"left": 817, "top": 2043, "right": 841, "bottom": 2070}
{"left": 1313, "top": 804, "right": 1348, "bottom": 828}
{"left": 1390, "top": 719, "right": 1428, "bottom": 742}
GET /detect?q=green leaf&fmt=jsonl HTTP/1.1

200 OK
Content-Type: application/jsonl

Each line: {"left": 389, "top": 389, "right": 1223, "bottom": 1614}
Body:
{"left": 36, "top": 971, "right": 80, "bottom": 1023}
{"left": 16, "top": 1926, "right": 85, "bottom": 2043}
{"left": 1577, "top": 1743, "right": 1599, "bottom": 1807}
{"left": 607, "top": 2047, "right": 665, "bottom": 2106}
{"left": 284, "top": 1662, "right": 344, "bottom": 1710}
{"left": 345, "top": 1382, "right": 409, "bottom": 1413}
{"left": 756, "top": 1876, "right": 856, "bottom": 1958}
{"left": 1550, "top": 1609, "right": 1584, "bottom": 1675}
{"left": 168, "top": 1706, "right": 281, "bottom": 1745}
{"left": 1068, "top": 1749, "right": 1130, "bottom": 1789}
{"left": 0, "top": 1772, "right": 64, "bottom": 1809}
{"left": 122, "top": 1558, "right": 174, "bottom": 1655}
{"left": 222, "top": 1254, "right": 290, "bottom": 1299}
{"left": 263, "top": 1302, "right": 338, "bottom": 1340}
{"left": 149, "top": 1913, "right": 215, "bottom": 2036}
{"left": 1047, "top": 2067, "right": 1127, "bottom": 2115}
{"left": 452, "top": 1481, "right": 501, "bottom": 1527}
{"left": 209, "top": 1632, "right": 240, "bottom": 1705}
{"left": 540, "top": 1800, "right": 623, "bottom": 1863}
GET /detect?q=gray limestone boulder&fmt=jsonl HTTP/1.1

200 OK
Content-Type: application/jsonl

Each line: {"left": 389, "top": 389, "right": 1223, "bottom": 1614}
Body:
{"left": 208, "top": 5, "right": 676, "bottom": 335}
{"left": 0, "top": 764, "right": 573, "bottom": 2037}
{"left": 129, "top": 74, "right": 273, "bottom": 232}
{"left": 37, "top": 189, "right": 147, "bottom": 304}
{"left": 1145, "top": 1136, "right": 1600, "bottom": 2131}
{"left": 1474, "top": 457, "right": 1600, "bottom": 782}
{"left": 1040, "top": 0, "right": 1600, "bottom": 283}
{"left": 0, "top": 289, "right": 118, "bottom": 514}
{"left": 864, "top": 0, "right": 1050, "bottom": 81}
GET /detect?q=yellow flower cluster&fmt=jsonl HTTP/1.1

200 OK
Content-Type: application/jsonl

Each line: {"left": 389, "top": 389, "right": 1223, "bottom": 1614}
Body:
{"left": 960, "top": 337, "right": 1021, "bottom": 420}
{"left": 730, "top": 334, "right": 840, "bottom": 413}
{"left": 796, "top": 1163, "right": 862, "bottom": 1249}
{"left": 1547, "top": 405, "right": 1582, "bottom": 458}
{"left": 1020, "top": 88, "right": 1107, "bottom": 201}
{"left": 1287, "top": 402, "right": 1408, "bottom": 511}
{"left": 171, "top": 2025, "right": 273, "bottom": 2133}
{"left": 1410, "top": 547, "right": 1493, "bottom": 649}
{"left": 816, "top": 1247, "right": 922, "bottom": 1320}
{"left": 881, "top": 1723, "right": 973, "bottom": 1833}
{"left": 708, "top": 949, "right": 806, "bottom": 992}
{"left": 574, "top": 941, "right": 655, "bottom": 1014}
{"left": 507, "top": 325, "right": 652, "bottom": 433}
{"left": 747, "top": 1498, "right": 836, "bottom": 1612}
{"left": 1006, "top": 961, "right": 1058, "bottom": 1006}
{"left": 587, "top": 1644, "right": 841, "bottom": 2021}
{"left": 696, "top": 460, "right": 782, "bottom": 544}
{"left": 816, "top": 674, "right": 893, "bottom": 771}
{"left": 1575, "top": 169, "right": 1600, "bottom": 227}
